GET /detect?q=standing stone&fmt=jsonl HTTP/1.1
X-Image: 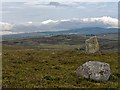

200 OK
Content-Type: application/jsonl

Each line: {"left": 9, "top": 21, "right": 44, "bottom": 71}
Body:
{"left": 76, "top": 61, "right": 111, "bottom": 82}
{"left": 85, "top": 36, "right": 99, "bottom": 53}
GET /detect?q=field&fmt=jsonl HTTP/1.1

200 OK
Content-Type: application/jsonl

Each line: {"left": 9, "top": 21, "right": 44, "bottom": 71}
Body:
{"left": 2, "top": 34, "right": 119, "bottom": 88}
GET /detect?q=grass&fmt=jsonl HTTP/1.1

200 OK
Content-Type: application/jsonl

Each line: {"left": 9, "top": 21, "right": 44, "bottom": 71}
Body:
{"left": 2, "top": 45, "right": 119, "bottom": 88}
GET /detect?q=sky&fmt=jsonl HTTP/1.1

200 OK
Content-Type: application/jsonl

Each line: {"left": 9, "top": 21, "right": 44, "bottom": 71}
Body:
{"left": 2, "top": 1, "right": 118, "bottom": 24}
{"left": 2, "top": 0, "right": 120, "bottom": 2}
{"left": 0, "top": 0, "right": 119, "bottom": 35}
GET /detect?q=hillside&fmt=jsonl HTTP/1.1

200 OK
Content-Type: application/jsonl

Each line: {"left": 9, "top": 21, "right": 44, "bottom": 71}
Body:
{"left": 2, "top": 33, "right": 119, "bottom": 88}
{"left": 2, "top": 45, "right": 119, "bottom": 88}
{"left": 2, "top": 27, "right": 118, "bottom": 40}
{"left": 2, "top": 33, "right": 118, "bottom": 51}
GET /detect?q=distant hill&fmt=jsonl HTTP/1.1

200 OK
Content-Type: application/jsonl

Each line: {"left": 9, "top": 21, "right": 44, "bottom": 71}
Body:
{"left": 40, "top": 27, "right": 118, "bottom": 35}
{"left": 2, "top": 33, "right": 118, "bottom": 51}
{"left": 2, "top": 27, "right": 118, "bottom": 40}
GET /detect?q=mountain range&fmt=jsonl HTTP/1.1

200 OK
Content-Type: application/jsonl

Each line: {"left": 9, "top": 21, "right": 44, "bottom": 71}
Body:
{"left": 2, "top": 27, "right": 118, "bottom": 40}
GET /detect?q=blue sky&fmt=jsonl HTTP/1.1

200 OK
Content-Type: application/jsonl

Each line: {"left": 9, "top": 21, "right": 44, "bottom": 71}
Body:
{"left": 2, "top": 1, "right": 118, "bottom": 24}
{"left": 2, "top": 0, "right": 120, "bottom": 2}
{"left": 0, "top": 0, "right": 118, "bottom": 35}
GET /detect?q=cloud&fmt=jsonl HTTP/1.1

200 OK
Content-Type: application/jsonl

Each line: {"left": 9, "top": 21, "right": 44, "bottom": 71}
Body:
{"left": 41, "top": 19, "right": 58, "bottom": 24}
{"left": 79, "top": 16, "right": 118, "bottom": 28}
{"left": 0, "top": 31, "right": 21, "bottom": 35}
{"left": 0, "top": 22, "right": 14, "bottom": 30}
{"left": 47, "top": 2, "right": 69, "bottom": 7}
{"left": 1, "top": 16, "right": 118, "bottom": 35}
{"left": 27, "top": 21, "right": 33, "bottom": 24}
{"left": 3, "top": 0, "right": 119, "bottom": 3}
{"left": 41, "top": 16, "right": 118, "bottom": 28}
{"left": 97, "top": 16, "right": 118, "bottom": 28}
{"left": 24, "top": 1, "right": 78, "bottom": 8}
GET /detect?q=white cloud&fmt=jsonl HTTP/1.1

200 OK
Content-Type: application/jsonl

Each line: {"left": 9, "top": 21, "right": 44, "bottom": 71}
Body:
{"left": 24, "top": 1, "right": 41, "bottom": 6}
{"left": 98, "top": 16, "right": 118, "bottom": 28}
{"left": 80, "top": 16, "right": 118, "bottom": 28}
{"left": 76, "top": 6, "right": 86, "bottom": 9}
{"left": 27, "top": 21, "right": 33, "bottom": 24}
{"left": 41, "top": 19, "right": 58, "bottom": 24}
{"left": 41, "top": 16, "right": 118, "bottom": 28}
{"left": 13, "top": 1, "right": 117, "bottom": 9}
{"left": 0, "top": 31, "right": 19, "bottom": 35}
{"left": 0, "top": 22, "right": 14, "bottom": 30}
{"left": 1, "top": 16, "right": 118, "bottom": 35}
{"left": 3, "top": 0, "right": 119, "bottom": 2}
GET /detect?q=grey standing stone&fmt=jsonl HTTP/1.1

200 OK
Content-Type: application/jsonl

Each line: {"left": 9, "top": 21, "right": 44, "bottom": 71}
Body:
{"left": 76, "top": 61, "right": 111, "bottom": 82}
{"left": 85, "top": 36, "right": 99, "bottom": 53}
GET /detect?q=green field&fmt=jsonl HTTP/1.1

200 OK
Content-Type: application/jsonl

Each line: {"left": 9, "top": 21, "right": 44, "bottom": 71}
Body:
{"left": 2, "top": 45, "right": 119, "bottom": 88}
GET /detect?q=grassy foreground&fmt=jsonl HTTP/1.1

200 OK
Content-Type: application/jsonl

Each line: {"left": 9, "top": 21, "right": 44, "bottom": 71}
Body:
{"left": 2, "top": 45, "right": 119, "bottom": 88}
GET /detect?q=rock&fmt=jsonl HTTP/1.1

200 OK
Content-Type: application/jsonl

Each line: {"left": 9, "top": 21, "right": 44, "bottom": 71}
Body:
{"left": 76, "top": 61, "right": 111, "bottom": 82}
{"left": 85, "top": 36, "right": 99, "bottom": 53}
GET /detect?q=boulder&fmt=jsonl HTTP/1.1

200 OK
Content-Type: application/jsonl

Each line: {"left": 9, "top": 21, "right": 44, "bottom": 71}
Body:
{"left": 76, "top": 61, "right": 111, "bottom": 82}
{"left": 85, "top": 36, "right": 99, "bottom": 53}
